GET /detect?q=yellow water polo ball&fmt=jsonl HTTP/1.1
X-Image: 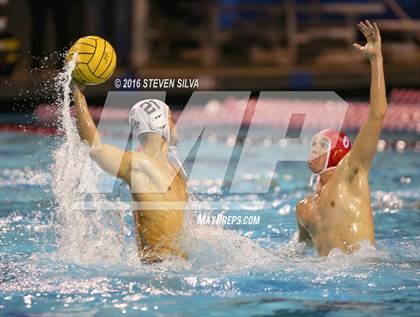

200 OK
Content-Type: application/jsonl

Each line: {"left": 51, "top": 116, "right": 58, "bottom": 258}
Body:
{"left": 66, "top": 36, "right": 116, "bottom": 85}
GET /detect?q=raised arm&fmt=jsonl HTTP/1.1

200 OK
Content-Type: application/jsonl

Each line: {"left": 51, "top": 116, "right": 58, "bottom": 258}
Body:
{"left": 71, "top": 82, "right": 131, "bottom": 181}
{"left": 348, "top": 21, "right": 388, "bottom": 171}
{"left": 72, "top": 81, "right": 101, "bottom": 147}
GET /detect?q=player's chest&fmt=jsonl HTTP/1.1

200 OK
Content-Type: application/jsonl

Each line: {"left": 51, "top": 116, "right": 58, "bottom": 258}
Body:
{"left": 313, "top": 183, "right": 351, "bottom": 217}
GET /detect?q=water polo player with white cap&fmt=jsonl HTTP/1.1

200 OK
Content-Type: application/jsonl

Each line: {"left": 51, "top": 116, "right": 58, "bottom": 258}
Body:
{"left": 295, "top": 21, "right": 388, "bottom": 256}
{"left": 71, "top": 84, "right": 187, "bottom": 263}
{"left": 129, "top": 99, "right": 187, "bottom": 176}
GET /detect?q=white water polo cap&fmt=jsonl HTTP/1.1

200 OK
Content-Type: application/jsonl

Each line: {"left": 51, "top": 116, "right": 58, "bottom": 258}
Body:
{"left": 129, "top": 99, "right": 171, "bottom": 143}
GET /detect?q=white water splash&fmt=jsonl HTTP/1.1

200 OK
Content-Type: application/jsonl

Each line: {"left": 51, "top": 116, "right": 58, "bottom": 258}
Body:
{"left": 0, "top": 168, "right": 50, "bottom": 187}
{"left": 51, "top": 57, "right": 126, "bottom": 266}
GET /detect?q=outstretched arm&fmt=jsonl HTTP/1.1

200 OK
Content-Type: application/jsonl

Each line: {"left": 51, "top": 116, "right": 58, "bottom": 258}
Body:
{"left": 71, "top": 81, "right": 131, "bottom": 181}
{"left": 348, "top": 21, "right": 388, "bottom": 171}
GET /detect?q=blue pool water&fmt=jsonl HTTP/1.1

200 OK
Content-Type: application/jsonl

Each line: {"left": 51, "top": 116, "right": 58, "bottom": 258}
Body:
{"left": 0, "top": 128, "right": 419, "bottom": 317}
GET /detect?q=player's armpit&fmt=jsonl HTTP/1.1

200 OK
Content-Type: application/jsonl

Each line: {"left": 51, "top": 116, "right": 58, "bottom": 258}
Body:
{"left": 297, "top": 220, "right": 313, "bottom": 243}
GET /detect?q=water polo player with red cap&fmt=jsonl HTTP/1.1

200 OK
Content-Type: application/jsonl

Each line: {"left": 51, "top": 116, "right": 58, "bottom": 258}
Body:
{"left": 309, "top": 129, "right": 352, "bottom": 175}
{"left": 295, "top": 21, "right": 388, "bottom": 256}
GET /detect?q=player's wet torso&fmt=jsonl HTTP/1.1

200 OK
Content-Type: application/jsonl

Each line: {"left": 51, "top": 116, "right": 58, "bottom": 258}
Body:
{"left": 297, "top": 157, "right": 375, "bottom": 256}
{"left": 127, "top": 151, "right": 187, "bottom": 262}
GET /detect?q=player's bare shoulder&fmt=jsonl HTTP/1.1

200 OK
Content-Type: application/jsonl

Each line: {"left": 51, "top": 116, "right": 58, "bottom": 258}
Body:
{"left": 297, "top": 196, "right": 311, "bottom": 210}
{"left": 124, "top": 151, "right": 156, "bottom": 185}
{"left": 129, "top": 150, "right": 147, "bottom": 170}
{"left": 129, "top": 151, "right": 166, "bottom": 174}
{"left": 296, "top": 195, "right": 319, "bottom": 225}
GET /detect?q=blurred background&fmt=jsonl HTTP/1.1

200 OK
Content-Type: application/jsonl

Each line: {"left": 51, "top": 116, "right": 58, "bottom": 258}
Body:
{"left": 0, "top": 0, "right": 418, "bottom": 115}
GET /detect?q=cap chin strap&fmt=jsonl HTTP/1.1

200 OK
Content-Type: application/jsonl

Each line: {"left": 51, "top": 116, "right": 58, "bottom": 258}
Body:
{"left": 308, "top": 173, "right": 320, "bottom": 194}
{"left": 136, "top": 143, "right": 187, "bottom": 178}
{"left": 308, "top": 148, "right": 336, "bottom": 194}
{"left": 308, "top": 167, "right": 337, "bottom": 195}
{"left": 169, "top": 145, "right": 187, "bottom": 177}
{"left": 135, "top": 136, "right": 187, "bottom": 178}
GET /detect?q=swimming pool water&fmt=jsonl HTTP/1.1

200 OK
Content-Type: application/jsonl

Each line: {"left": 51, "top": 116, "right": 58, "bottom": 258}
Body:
{"left": 0, "top": 130, "right": 419, "bottom": 317}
